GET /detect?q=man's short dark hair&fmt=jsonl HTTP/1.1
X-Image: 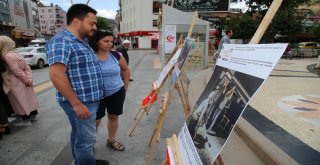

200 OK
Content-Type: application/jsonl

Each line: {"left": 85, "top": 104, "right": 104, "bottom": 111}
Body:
{"left": 226, "top": 30, "right": 232, "bottom": 35}
{"left": 67, "top": 4, "right": 97, "bottom": 25}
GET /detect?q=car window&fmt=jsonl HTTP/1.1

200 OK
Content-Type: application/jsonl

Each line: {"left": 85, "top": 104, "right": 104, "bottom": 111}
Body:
{"left": 15, "top": 48, "right": 33, "bottom": 52}
{"left": 37, "top": 48, "right": 45, "bottom": 53}
{"left": 306, "top": 43, "right": 313, "bottom": 47}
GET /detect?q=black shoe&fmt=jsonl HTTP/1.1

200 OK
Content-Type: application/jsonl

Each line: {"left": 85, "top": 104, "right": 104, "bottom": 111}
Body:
{"left": 0, "top": 134, "right": 2, "bottom": 140}
{"left": 5, "top": 126, "right": 11, "bottom": 135}
{"left": 96, "top": 159, "right": 109, "bottom": 165}
{"left": 129, "top": 78, "right": 133, "bottom": 81}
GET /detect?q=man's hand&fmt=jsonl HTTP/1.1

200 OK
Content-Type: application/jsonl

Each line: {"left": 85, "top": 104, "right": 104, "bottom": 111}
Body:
{"left": 72, "top": 103, "right": 91, "bottom": 119}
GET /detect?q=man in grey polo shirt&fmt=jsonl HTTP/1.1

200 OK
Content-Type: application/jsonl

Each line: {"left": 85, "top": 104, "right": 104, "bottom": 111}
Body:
{"left": 217, "top": 30, "right": 234, "bottom": 54}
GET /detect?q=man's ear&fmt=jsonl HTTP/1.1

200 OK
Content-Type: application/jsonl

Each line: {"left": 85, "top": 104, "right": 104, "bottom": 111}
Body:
{"left": 72, "top": 18, "right": 81, "bottom": 29}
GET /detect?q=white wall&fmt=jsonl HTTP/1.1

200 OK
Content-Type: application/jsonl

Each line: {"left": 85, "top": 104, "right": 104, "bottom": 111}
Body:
{"left": 120, "top": 0, "right": 158, "bottom": 48}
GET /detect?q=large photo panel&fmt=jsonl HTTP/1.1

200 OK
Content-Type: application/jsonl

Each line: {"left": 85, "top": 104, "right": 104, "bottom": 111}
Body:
{"left": 177, "top": 44, "right": 287, "bottom": 165}
{"left": 186, "top": 66, "right": 263, "bottom": 164}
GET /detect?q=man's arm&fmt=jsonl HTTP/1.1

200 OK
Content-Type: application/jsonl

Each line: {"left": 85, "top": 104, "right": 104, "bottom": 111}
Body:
{"left": 49, "top": 63, "right": 91, "bottom": 119}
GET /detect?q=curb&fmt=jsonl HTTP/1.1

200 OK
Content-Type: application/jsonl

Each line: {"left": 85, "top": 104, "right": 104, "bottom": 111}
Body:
{"left": 235, "top": 118, "right": 298, "bottom": 165}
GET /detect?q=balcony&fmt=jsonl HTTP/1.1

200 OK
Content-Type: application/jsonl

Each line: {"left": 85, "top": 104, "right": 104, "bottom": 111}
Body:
{"left": 56, "top": 20, "right": 64, "bottom": 25}
{"left": 33, "top": 15, "right": 39, "bottom": 20}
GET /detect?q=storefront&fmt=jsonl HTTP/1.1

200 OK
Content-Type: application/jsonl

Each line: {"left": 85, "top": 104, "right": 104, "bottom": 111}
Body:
{"left": 118, "top": 30, "right": 159, "bottom": 49}
{"left": 12, "top": 29, "right": 35, "bottom": 47}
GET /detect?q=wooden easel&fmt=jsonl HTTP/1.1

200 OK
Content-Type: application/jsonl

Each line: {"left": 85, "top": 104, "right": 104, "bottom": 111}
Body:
{"left": 146, "top": 11, "right": 199, "bottom": 164}
{"left": 146, "top": 78, "right": 191, "bottom": 165}
{"left": 160, "top": 0, "right": 284, "bottom": 164}
{"left": 128, "top": 36, "right": 189, "bottom": 137}
{"left": 128, "top": 11, "right": 198, "bottom": 137}
{"left": 164, "top": 134, "right": 183, "bottom": 165}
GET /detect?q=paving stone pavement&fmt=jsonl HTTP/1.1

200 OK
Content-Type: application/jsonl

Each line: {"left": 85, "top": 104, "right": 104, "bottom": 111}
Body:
{"left": 249, "top": 58, "right": 320, "bottom": 152}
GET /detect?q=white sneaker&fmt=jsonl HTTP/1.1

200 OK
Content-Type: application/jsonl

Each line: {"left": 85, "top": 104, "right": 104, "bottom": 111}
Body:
{"left": 14, "top": 121, "right": 32, "bottom": 127}
{"left": 30, "top": 115, "right": 38, "bottom": 121}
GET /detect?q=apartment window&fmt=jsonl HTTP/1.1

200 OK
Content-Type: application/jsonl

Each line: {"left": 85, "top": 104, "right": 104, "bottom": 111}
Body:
{"left": 0, "top": 13, "right": 10, "bottom": 22}
{"left": 0, "top": 1, "right": 7, "bottom": 8}
{"left": 153, "top": 19, "right": 157, "bottom": 27}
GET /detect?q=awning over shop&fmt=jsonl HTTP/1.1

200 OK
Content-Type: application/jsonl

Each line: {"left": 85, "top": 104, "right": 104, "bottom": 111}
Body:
{"left": 118, "top": 30, "right": 158, "bottom": 37}
{"left": 12, "top": 29, "right": 35, "bottom": 40}
{"left": 148, "top": 33, "right": 159, "bottom": 40}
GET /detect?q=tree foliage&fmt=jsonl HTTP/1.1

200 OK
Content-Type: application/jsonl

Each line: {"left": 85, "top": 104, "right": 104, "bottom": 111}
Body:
{"left": 96, "top": 16, "right": 111, "bottom": 31}
{"left": 313, "top": 24, "right": 320, "bottom": 37}
{"left": 227, "top": 15, "right": 259, "bottom": 43}
{"left": 230, "top": 0, "right": 310, "bottom": 42}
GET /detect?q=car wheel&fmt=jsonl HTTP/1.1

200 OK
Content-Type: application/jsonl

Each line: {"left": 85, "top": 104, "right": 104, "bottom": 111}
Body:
{"left": 37, "top": 59, "right": 45, "bottom": 69}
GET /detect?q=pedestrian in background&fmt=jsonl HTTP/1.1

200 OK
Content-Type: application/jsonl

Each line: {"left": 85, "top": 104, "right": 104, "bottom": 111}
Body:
{"left": 89, "top": 30, "right": 130, "bottom": 151}
{"left": 132, "top": 39, "right": 137, "bottom": 49}
{"left": 217, "top": 30, "right": 233, "bottom": 54}
{"left": 0, "top": 36, "right": 39, "bottom": 127}
{"left": 117, "top": 40, "right": 133, "bottom": 81}
{"left": 46, "top": 4, "right": 108, "bottom": 165}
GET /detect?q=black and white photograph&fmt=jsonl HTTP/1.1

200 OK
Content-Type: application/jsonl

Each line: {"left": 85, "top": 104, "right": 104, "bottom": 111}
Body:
{"left": 186, "top": 66, "right": 264, "bottom": 164}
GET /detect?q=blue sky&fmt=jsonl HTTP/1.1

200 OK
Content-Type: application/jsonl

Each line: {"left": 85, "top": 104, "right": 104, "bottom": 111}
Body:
{"left": 40, "top": 0, "right": 119, "bottom": 19}
{"left": 40, "top": 0, "right": 247, "bottom": 19}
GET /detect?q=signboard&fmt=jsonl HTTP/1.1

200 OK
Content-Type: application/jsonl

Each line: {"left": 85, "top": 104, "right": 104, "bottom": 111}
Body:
{"left": 165, "top": 25, "right": 177, "bottom": 54}
{"left": 177, "top": 43, "right": 287, "bottom": 165}
{"left": 9, "top": 0, "right": 34, "bottom": 33}
{"left": 153, "top": 48, "right": 182, "bottom": 89}
{"left": 169, "top": 38, "right": 195, "bottom": 91}
{"left": 174, "top": 0, "right": 229, "bottom": 12}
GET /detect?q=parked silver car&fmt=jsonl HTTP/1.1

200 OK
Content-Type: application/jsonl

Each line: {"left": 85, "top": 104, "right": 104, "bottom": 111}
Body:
{"left": 15, "top": 46, "right": 48, "bottom": 69}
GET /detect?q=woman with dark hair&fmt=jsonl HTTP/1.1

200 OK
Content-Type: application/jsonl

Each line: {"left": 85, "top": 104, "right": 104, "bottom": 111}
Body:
{"left": 89, "top": 30, "right": 130, "bottom": 151}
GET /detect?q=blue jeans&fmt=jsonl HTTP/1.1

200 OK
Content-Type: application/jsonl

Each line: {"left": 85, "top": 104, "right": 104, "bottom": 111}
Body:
{"left": 59, "top": 101, "right": 99, "bottom": 165}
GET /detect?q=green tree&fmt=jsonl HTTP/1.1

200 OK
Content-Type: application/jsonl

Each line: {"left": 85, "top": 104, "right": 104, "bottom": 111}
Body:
{"left": 231, "top": 0, "right": 310, "bottom": 42}
{"left": 313, "top": 23, "right": 320, "bottom": 37}
{"left": 96, "top": 16, "right": 111, "bottom": 31}
{"left": 227, "top": 15, "right": 259, "bottom": 43}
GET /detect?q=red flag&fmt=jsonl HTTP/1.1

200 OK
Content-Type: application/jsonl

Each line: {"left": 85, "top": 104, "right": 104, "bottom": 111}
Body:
{"left": 141, "top": 90, "right": 158, "bottom": 108}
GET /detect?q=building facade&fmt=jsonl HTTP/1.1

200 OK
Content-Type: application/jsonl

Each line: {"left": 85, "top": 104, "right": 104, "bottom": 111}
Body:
{"left": 9, "top": 0, "right": 35, "bottom": 41}
{"left": 118, "top": 0, "right": 158, "bottom": 49}
{"left": 38, "top": 4, "right": 66, "bottom": 35}
{"left": 0, "top": 0, "right": 14, "bottom": 36}
{"left": 31, "top": 0, "right": 40, "bottom": 37}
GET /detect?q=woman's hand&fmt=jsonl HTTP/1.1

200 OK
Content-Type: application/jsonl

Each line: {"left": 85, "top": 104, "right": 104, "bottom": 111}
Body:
{"left": 26, "top": 79, "right": 33, "bottom": 86}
